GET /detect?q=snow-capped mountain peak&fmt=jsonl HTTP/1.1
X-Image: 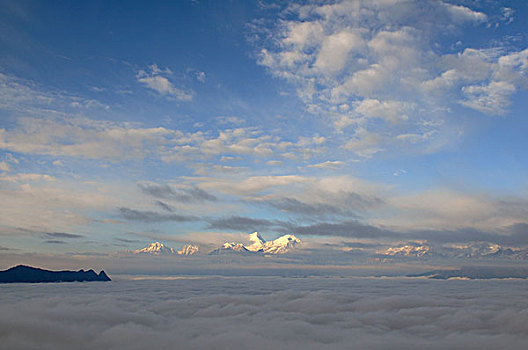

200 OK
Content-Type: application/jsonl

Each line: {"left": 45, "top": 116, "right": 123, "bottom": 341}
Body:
{"left": 208, "top": 242, "right": 250, "bottom": 255}
{"left": 246, "top": 232, "right": 265, "bottom": 252}
{"left": 261, "top": 234, "right": 301, "bottom": 254}
{"left": 382, "top": 241, "right": 432, "bottom": 258}
{"left": 222, "top": 242, "right": 248, "bottom": 251}
{"left": 177, "top": 244, "right": 199, "bottom": 256}
{"left": 135, "top": 242, "right": 176, "bottom": 255}
{"left": 212, "top": 232, "right": 301, "bottom": 255}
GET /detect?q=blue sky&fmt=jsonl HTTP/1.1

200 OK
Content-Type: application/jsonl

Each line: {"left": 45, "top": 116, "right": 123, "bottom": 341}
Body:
{"left": 1, "top": 0, "right": 527, "bottom": 261}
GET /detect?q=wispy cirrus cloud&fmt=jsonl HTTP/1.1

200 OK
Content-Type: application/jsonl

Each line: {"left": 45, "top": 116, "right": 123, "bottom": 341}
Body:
{"left": 0, "top": 72, "right": 109, "bottom": 116}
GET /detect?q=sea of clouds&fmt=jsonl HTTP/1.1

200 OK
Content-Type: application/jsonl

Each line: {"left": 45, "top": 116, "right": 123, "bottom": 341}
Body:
{"left": 1, "top": 276, "right": 528, "bottom": 349}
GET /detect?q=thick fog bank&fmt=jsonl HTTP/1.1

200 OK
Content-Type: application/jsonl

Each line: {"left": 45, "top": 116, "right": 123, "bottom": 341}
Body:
{"left": 1, "top": 277, "right": 527, "bottom": 349}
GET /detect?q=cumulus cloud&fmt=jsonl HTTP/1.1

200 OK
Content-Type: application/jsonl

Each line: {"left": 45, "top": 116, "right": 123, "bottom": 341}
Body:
{"left": 1, "top": 277, "right": 527, "bottom": 349}
{"left": 461, "top": 81, "right": 516, "bottom": 115}
{"left": 254, "top": 0, "right": 528, "bottom": 157}
{"left": 355, "top": 99, "right": 413, "bottom": 123}
{"left": 443, "top": 3, "right": 487, "bottom": 23}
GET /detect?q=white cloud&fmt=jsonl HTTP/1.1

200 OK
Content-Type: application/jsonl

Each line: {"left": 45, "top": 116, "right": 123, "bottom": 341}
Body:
{"left": 341, "top": 128, "right": 383, "bottom": 158}
{"left": 266, "top": 160, "right": 283, "bottom": 166}
{"left": 0, "top": 116, "right": 323, "bottom": 164}
{"left": 0, "top": 116, "right": 176, "bottom": 160}
{"left": 4, "top": 153, "right": 19, "bottom": 164}
{"left": 314, "top": 30, "right": 365, "bottom": 75}
{"left": 137, "top": 64, "right": 193, "bottom": 101}
{"left": 396, "top": 130, "right": 436, "bottom": 144}
{"left": 443, "top": 3, "right": 487, "bottom": 23}
{"left": 461, "top": 81, "right": 516, "bottom": 115}
{"left": 0, "top": 173, "right": 55, "bottom": 182}
{"left": 196, "top": 71, "right": 206, "bottom": 82}
{"left": 306, "top": 161, "right": 343, "bottom": 169}
{"left": 0, "top": 161, "right": 10, "bottom": 172}
{"left": 355, "top": 99, "right": 413, "bottom": 123}
{"left": 501, "top": 7, "right": 514, "bottom": 24}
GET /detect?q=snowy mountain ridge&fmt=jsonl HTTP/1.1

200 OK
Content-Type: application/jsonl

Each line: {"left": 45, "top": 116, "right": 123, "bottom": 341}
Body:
{"left": 135, "top": 242, "right": 176, "bottom": 256}
{"left": 380, "top": 241, "right": 528, "bottom": 260}
{"left": 210, "top": 232, "right": 301, "bottom": 255}
{"left": 177, "top": 244, "right": 200, "bottom": 256}
{"left": 134, "top": 242, "right": 199, "bottom": 256}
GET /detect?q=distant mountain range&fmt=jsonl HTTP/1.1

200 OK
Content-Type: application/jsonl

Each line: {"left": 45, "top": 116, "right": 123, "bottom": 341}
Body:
{"left": 134, "top": 242, "right": 200, "bottom": 256}
{"left": 209, "top": 232, "right": 301, "bottom": 255}
{"left": 408, "top": 266, "right": 528, "bottom": 279}
{"left": 378, "top": 241, "right": 528, "bottom": 261}
{"left": 131, "top": 236, "right": 527, "bottom": 262}
{"left": 133, "top": 232, "right": 301, "bottom": 257}
{"left": 0, "top": 265, "right": 111, "bottom": 283}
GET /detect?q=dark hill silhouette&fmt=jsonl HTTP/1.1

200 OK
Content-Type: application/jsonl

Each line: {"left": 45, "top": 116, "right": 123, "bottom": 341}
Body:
{"left": 0, "top": 265, "right": 111, "bottom": 283}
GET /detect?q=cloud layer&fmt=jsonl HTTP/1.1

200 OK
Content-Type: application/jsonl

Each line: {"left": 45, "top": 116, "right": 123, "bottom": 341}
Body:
{"left": 1, "top": 277, "right": 527, "bottom": 349}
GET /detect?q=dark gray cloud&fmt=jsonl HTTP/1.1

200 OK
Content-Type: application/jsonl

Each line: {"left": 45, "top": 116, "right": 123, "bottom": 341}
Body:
{"left": 281, "top": 220, "right": 391, "bottom": 239}
{"left": 0, "top": 246, "right": 10, "bottom": 251}
{"left": 266, "top": 193, "right": 383, "bottom": 219}
{"left": 43, "top": 232, "right": 84, "bottom": 239}
{"left": 496, "top": 198, "right": 528, "bottom": 218}
{"left": 206, "top": 215, "right": 391, "bottom": 238}
{"left": 342, "top": 242, "right": 382, "bottom": 249}
{"left": 119, "top": 207, "right": 197, "bottom": 223}
{"left": 407, "top": 223, "right": 528, "bottom": 246}
{"left": 115, "top": 238, "right": 142, "bottom": 244}
{"left": 154, "top": 200, "right": 173, "bottom": 212}
{"left": 207, "top": 216, "right": 280, "bottom": 232}
{"left": 268, "top": 197, "right": 360, "bottom": 219}
{"left": 0, "top": 277, "right": 527, "bottom": 349}
{"left": 279, "top": 218, "right": 528, "bottom": 247}
{"left": 139, "top": 184, "right": 217, "bottom": 202}
{"left": 44, "top": 240, "right": 66, "bottom": 244}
